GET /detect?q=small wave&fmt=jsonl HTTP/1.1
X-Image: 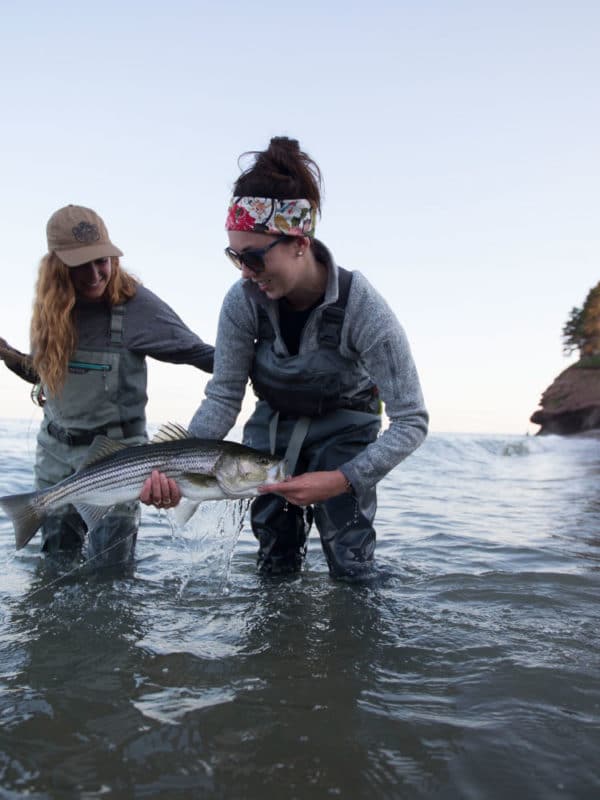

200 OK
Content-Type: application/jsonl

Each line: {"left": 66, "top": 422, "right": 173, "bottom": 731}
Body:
{"left": 414, "top": 432, "right": 600, "bottom": 469}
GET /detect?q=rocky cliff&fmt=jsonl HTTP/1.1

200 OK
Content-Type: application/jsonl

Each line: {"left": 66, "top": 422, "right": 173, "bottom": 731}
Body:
{"left": 531, "top": 281, "right": 600, "bottom": 435}
{"left": 530, "top": 357, "right": 600, "bottom": 435}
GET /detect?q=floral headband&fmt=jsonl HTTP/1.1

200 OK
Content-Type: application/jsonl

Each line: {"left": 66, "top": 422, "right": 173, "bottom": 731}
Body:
{"left": 225, "top": 196, "right": 316, "bottom": 237}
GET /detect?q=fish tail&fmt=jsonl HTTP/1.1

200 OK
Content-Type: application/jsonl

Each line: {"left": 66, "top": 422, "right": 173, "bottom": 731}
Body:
{"left": 0, "top": 491, "right": 46, "bottom": 550}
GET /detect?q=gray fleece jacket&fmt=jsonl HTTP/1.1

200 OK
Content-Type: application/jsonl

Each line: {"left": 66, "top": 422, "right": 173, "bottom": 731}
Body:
{"left": 189, "top": 244, "right": 428, "bottom": 494}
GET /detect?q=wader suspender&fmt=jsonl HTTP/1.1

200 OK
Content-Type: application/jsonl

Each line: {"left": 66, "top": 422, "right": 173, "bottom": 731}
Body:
{"left": 267, "top": 269, "right": 353, "bottom": 474}
{"left": 104, "top": 305, "right": 126, "bottom": 440}
{"left": 110, "top": 304, "right": 125, "bottom": 345}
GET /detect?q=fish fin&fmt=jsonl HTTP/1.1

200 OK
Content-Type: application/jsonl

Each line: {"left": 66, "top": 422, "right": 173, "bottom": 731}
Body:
{"left": 150, "top": 422, "right": 190, "bottom": 444}
{"left": 78, "top": 436, "right": 128, "bottom": 470}
{"left": 0, "top": 491, "right": 46, "bottom": 550}
{"left": 173, "top": 499, "right": 200, "bottom": 527}
{"left": 180, "top": 472, "right": 219, "bottom": 487}
{"left": 179, "top": 473, "right": 227, "bottom": 500}
{"left": 74, "top": 503, "right": 111, "bottom": 532}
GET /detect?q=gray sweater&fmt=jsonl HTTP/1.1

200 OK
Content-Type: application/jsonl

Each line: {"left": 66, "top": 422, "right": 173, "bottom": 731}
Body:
{"left": 3, "top": 285, "right": 214, "bottom": 383}
{"left": 189, "top": 246, "right": 428, "bottom": 494}
{"left": 75, "top": 285, "right": 214, "bottom": 371}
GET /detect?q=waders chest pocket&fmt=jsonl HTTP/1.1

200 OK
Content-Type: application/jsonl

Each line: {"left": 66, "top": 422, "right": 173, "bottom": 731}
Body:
{"left": 68, "top": 361, "right": 112, "bottom": 375}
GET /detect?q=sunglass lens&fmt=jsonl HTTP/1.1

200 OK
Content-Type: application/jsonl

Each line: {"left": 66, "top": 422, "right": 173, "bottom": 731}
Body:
{"left": 240, "top": 253, "right": 264, "bottom": 272}
{"left": 225, "top": 248, "right": 242, "bottom": 269}
{"left": 224, "top": 246, "right": 267, "bottom": 273}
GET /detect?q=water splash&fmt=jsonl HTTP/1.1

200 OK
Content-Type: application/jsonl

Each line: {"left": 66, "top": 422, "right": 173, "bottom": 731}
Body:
{"left": 173, "top": 498, "right": 251, "bottom": 598}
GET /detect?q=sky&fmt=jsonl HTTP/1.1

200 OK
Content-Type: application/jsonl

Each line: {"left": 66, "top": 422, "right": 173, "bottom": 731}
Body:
{"left": 0, "top": 0, "right": 598, "bottom": 435}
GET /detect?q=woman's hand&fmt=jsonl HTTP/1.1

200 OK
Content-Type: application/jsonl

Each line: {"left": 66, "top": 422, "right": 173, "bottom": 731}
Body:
{"left": 140, "top": 470, "right": 182, "bottom": 509}
{"left": 260, "top": 469, "right": 351, "bottom": 507}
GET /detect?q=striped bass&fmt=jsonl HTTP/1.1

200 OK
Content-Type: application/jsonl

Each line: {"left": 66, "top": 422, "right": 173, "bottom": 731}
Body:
{"left": 0, "top": 423, "right": 287, "bottom": 550}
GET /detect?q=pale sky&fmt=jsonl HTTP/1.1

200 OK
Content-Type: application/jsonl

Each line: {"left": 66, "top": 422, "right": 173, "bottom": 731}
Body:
{"left": 1, "top": 1, "right": 598, "bottom": 434}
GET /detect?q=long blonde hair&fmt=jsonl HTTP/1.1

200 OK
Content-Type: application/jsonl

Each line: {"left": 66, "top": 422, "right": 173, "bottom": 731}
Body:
{"left": 30, "top": 253, "right": 139, "bottom": 395}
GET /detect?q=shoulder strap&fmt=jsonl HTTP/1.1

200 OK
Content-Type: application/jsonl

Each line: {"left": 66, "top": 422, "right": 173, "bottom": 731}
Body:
{"left": 318, "top": 267, "right": 353, "bottom": 348}
{"left": 256, "top": 305, "right": 275, "bottom": 341}
{"left": 336, "top": 267, "right": 353, "bottom": 307}
{"left": 109, "top": 304, "right": 126, "bottom": 346}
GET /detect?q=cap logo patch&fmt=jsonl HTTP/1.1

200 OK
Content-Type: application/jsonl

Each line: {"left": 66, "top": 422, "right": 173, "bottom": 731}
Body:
{"left": 72, "top": 222, "right": 100, "bottom": 243}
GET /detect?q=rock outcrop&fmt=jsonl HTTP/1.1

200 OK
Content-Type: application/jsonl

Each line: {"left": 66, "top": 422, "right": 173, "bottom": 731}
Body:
{"left": 530, "top": 358, "right": 600, "bottom": 435}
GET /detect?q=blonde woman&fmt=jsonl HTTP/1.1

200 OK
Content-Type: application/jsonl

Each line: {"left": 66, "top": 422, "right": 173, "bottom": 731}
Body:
{"left": 6, "top": 205, "right": 213, "bottom": 566}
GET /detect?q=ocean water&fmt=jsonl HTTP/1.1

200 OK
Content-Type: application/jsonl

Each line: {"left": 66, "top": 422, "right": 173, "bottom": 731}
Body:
{"left": 0, "top": 417, "right": 599, "bottom": 799}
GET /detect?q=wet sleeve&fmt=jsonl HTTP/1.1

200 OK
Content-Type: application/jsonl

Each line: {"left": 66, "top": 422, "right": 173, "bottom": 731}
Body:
{"left": 124, "top": 287, "right": 215, "bottom": 373}
{"left": 189, "top": 284, "right": 256, "bottom": 439}
{"left": 339, "top": 276, "right": 428, "bottom": 493}
{"left": 0, "top": 338, "right": 39, "bottom": 385}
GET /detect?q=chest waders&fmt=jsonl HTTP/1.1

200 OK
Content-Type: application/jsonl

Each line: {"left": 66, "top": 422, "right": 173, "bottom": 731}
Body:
{"left": 242, "top": 268, "right": 382, "bottom": 580}
{"left": 34, "top": 304, "right": 147, "bottom": 567}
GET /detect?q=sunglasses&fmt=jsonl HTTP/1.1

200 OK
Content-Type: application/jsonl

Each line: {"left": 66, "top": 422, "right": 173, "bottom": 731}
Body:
{"left": 224, "top": 236, "right": 288, "bottom": 274}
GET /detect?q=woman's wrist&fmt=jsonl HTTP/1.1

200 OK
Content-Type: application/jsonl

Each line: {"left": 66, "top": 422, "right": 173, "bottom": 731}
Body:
{"left": 341, "top": 472, "right": 354, "bottom": 495}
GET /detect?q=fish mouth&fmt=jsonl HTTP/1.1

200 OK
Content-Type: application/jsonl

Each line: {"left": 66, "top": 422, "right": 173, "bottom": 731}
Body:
{"left": 220, "top": 460, "right": 287, "bottom": 496}
{"left": 266, "top": 460, "right": 288, "bottom": 484}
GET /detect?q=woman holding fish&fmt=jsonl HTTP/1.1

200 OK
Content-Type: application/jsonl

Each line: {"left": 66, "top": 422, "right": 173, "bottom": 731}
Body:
{"left": 2, "top": 204, "right": 214, "bottom": 564}
{"left": 144, "top": 137, "right": 428, "bottom": 580}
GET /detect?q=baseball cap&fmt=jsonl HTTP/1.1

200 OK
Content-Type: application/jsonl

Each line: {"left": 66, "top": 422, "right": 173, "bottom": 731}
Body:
{"left": 46, "top": 205, "right": 123, "bottom": 267}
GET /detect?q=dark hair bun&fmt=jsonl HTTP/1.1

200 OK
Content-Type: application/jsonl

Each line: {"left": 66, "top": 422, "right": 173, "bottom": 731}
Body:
{"left": 266, "top": 136, "right": 301, "bottom": 164}
{"left": 234, "top": 136, "right": 322, "bottom": 212}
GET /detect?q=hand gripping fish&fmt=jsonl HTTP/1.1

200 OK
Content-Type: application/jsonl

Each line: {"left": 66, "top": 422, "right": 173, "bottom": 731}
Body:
{"left": 0, "top": 423, "right": 287, "bottom": 550}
